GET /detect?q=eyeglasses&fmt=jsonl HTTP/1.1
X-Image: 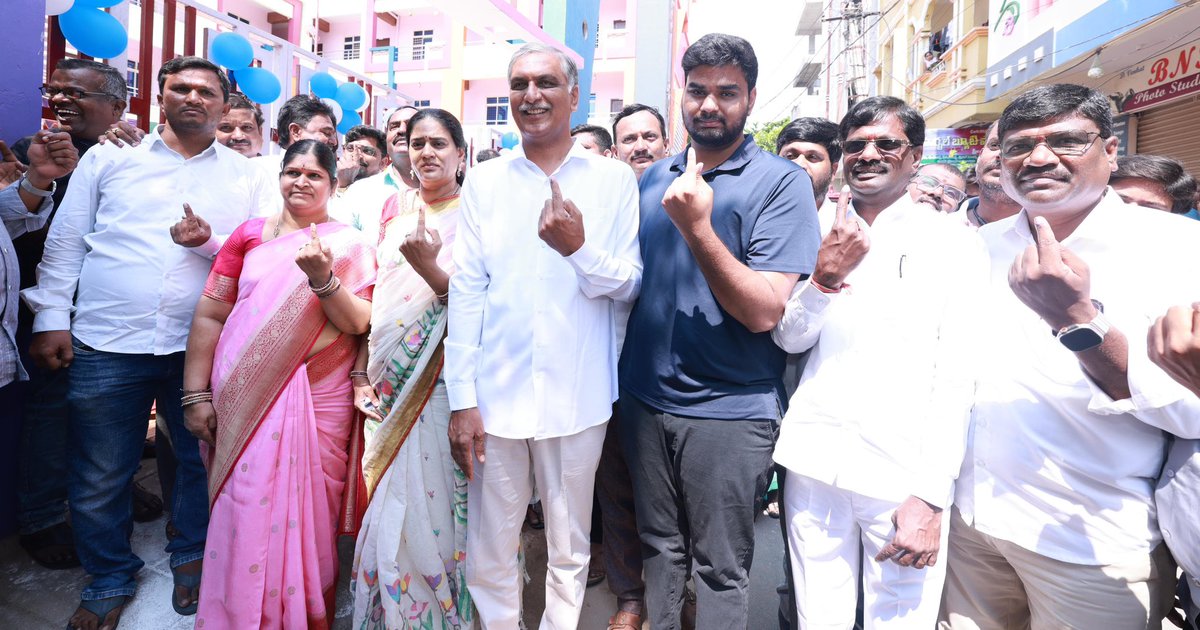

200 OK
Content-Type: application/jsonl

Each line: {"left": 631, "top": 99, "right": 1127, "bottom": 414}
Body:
{"left": 40, "top": 84, "right": 115, "bottom": 101}
{"left": 843, "top": 137, "right": 913, "bottom": 155}
{"left": 344, "top": 144, "right": 380, "bottom": 158}
{"left": 1000, "top": 131, "right": 1102, "bottom": 160}
{"left": 910, "top": 175, "right": 967, "bottom": 204}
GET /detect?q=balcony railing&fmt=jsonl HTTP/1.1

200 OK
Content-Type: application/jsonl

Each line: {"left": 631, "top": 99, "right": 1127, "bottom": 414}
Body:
{"left": 911, "top": 26, "right": 987, "bottom": 107}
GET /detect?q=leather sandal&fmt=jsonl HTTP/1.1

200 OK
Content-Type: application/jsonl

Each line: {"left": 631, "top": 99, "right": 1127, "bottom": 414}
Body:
{"left": 67, "top": 595, "right": 128, "bottom": 630}
{"left": 171, "top": 561, "right": 202, "bottom": 615}
{"left": 608, "top": 610, "right": 642, "bottom": 630}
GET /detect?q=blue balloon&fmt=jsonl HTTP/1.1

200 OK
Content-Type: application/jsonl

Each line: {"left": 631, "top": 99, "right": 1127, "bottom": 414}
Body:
{"left": 335, "top": 82, "right": 368, "bottom": 112}
{"left": 60, "top": 7, "right": 127, "bottom": 59}
{"left": 337, "top": 110, "right": 363, "bottom": 135}
{"left": 309, "top": 72, "right": 338, "bottom": 100}
{"left": 234, "top": 67, "right": 281, "bottom": 105}
{"left": 501, "top": 131, "right": 520, "bottom": 149}
{"left": 211, "top": 32, "right": 253, "bottom": 69}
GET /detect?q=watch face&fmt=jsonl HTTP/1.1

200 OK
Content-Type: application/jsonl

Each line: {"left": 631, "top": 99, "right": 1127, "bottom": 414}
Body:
{"left": 1060, "top": 328, "right": 1104, "bottom": 352}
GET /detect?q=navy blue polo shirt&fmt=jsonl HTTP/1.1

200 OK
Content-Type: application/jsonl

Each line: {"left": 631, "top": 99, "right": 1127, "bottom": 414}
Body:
{"left": 619, "top": 135, "right": 820, "bottom": 420}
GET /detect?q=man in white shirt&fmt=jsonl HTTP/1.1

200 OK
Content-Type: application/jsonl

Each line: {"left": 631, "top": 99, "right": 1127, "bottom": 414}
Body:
{"left": 446, "top": 43, "right": 641, "bottom": 629}
{"left": 772, "top": 97, "right": 986, "bottom": 629}
{"left": 22, "top": 56, "right": 275, "bottom": 630}
{"left": 940, "top": 83, "right": 1200, "bottom": 630}
{"left": 331, "top": 105, "right": 418, "bottom": 245}
{"left": 250, "top": 94, "right": 337, "bottom": 176}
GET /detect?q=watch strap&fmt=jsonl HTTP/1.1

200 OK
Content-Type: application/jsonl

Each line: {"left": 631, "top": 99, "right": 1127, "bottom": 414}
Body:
{"left": 19, "top": 174, "right": 55, "bottom": 198}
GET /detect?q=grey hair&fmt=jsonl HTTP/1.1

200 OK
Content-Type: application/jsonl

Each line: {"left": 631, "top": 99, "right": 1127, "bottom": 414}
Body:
{"left": 57, "top": 58, "right": 127, "bottom": 103}
{"left": 507, "top": 43, "right": 578, "bottom": 90}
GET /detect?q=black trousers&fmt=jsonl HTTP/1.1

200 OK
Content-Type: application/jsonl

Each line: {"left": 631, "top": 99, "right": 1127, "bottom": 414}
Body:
{"left": 619, "top": 392, "right": 777, "bottom": 630}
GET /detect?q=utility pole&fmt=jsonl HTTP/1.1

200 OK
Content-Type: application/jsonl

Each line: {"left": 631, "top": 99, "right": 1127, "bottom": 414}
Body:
{"left": 823, "top": 0, "right": 879, "bottom": 109}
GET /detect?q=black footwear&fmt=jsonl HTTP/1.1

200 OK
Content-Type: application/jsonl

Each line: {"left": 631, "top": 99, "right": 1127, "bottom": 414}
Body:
{"left": 20, "top": 522, "right": 81, "bottom": 570}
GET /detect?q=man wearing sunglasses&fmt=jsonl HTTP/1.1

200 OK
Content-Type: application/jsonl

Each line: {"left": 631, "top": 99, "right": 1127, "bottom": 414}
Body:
{"left": 941, "top": 84, "right": 1200, "bottom": 629}
{"left": 770, "top": 95, "right": 986, "bottom": 628}
{"left": 907, "top": 163, "right": 967, "bottom": 213}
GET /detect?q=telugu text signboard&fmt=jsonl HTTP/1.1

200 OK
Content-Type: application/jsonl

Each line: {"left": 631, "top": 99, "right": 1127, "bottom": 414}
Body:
{"left": 921, "top": 126, "right": 989, "bottom": 171}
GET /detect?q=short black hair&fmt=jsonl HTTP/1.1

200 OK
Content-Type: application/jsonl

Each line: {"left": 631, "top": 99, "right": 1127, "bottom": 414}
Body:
{"left": 282, "top": 138, "right": 338, "bottom": 184}
{"left": 344, "top": 125, "right": 387, "bottom": 155}
{"left": 571, "top": 124, "right": 614, "bottom": 152}
{"left": 1111, "top": 154, "right": 1198, "bottom": 213}
{"left": 406, "top": 108, "right": 468, "bottom": 184}
{"left": 917, "top": 162, "right": 967, "bottom": 187}
{"left": 276, "top": 94, "right": 336, "bottom": 149}
{"left": 226, "top": 92, "right": 264, "bottom": 129}
{"left": 998, "top": 83, "right": 1112, "bottom": 140}
{"left": 158, "top": 56, "right": 230, "bottom": 102}
{"left": 681, "top": 33, "right": 758, "bottom": 90}
{"left": 57, "top": 58, "right": 127, "bottom": 102}
{"left": 611, "top": 103, "right": 667, "bottom": 142}
{"left": 776, "top": 117, "right": 841, "bottom": 163}
{"left": 475, "top": 148, "right": 500, "bottom": 162}
{"left": 838, "top": 96, "right": 925, "bottom": 146}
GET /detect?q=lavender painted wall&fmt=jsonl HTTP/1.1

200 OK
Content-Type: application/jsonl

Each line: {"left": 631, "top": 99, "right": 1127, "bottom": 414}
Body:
{"left": 1, "top": 1, "right": 47, "bottom": 146}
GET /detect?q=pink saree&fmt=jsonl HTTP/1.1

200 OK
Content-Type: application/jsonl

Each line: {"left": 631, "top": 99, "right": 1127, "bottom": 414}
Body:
{"left": 194, "top": 221, "right": 375, "bottom": 630}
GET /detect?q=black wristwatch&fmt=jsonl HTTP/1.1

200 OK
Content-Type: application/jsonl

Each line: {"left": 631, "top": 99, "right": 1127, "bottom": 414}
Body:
{"left": 1053, "top": 299, "right": 1109, "bottom": 352}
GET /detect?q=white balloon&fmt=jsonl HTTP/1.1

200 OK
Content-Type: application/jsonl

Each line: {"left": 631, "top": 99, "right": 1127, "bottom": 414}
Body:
{"left": 320, "top": 97, "right": 343, "bottom": 123}
{"left": 46, "top": 0, "right": 74, "bottom": 16}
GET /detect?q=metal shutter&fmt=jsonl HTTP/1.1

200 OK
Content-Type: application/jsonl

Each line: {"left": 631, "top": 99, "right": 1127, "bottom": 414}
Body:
{"left": 1136, "top": 94, "right": 1200, "bottom": 178}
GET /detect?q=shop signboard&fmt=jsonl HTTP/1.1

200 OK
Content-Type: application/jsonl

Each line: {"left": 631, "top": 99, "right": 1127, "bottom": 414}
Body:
{"left": 920, "top": 126, "right": 989, "bottom": 171}
{"left": 1109, "top": 40, "right": 1200, "bottom": 113}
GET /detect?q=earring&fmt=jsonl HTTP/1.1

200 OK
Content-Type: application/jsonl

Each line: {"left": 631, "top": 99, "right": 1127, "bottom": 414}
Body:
{"left": 410, "top": 168, "right": 417, "bottom": 181}
{"left": 457, "top": 164, "right": 464, "bottom": 177}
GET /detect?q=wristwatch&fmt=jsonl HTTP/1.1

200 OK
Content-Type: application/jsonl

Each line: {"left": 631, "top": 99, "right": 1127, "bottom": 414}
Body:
{"left": 1053, "top": 300, "right": 1109, "bottom": 352}
{"left": 19, "top": 174, "right": 55, "bottom": 198}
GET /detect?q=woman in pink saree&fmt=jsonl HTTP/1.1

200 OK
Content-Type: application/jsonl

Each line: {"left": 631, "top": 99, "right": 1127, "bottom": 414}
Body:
{"left": 182, "top": 139, "right": 376, "bottom": 629}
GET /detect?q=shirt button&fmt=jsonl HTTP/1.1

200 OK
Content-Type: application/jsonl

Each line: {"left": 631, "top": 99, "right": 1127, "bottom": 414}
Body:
{"left": 1167, "top": 469, "right": 1176, "bottom": 478}
{"left": 1164, "top": 529, "right": 1172, "bottom": 539}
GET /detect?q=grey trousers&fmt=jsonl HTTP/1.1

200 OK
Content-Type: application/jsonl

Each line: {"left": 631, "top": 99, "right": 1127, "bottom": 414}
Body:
{"left": 619, "top": 392, "right": 778, "bottom": 630}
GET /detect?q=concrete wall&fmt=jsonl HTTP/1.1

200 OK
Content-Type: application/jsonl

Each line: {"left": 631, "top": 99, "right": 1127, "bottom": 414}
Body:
{"left": 632, "top": 0, "right": 672, "bottom": 114}
{"left": 462, "top": 77, "right": 511, "bottom": 127}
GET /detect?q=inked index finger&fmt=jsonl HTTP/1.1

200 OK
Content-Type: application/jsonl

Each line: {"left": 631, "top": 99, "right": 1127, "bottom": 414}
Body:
{"left": 310, "top": 223, "right": 319, "bottom": 241}
{"left": 685, "top": 147, "right": 699, "bottom": 174}
{"left": 182, "top": 203, "right": 195, "bottom": 219}
{"left": 549, "top": 177, "right": 563, "bottom": 210}
{"left": 1032, "top": 215, "right": 1060, "bottom": 262}
{"left": 416, "top": 204, "right": 426, "bottom": 231}
{"left": 834, "top": 185, "right": 852, "bottom": 226}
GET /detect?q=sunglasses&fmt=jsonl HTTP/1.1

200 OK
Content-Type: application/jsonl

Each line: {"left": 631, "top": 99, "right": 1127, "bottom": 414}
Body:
{"left": 1000, "top": 131, "right": 1101, "bottom": 160}
{"left": 843, "top": 137, "right": 913, "bottom": 155}
{"left": 910, "top": 175, "right": 967, "bottom": 204}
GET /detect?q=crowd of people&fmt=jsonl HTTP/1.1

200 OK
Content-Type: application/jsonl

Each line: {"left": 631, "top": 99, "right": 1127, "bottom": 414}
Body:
{"left": 3, "top": 29, "right": 1200, "bottom": 630}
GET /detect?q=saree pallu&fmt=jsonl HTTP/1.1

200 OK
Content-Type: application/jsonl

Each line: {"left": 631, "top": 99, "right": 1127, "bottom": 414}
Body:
{"left": 351, "top": 190, "right": 475, "bottom": 629}
{"left": 195, "top": 223, "right": 375, "bottom": 630}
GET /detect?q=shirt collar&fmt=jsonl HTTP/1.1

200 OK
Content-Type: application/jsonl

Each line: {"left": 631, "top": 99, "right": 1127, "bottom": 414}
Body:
{"left": 1004, "top": 187, "right": 1120, "bottom": 247}
{"left": 511, "top": 139, "right": 593, "bottom": 176}
{"left": 146, "top": 125, "right": 219, "bottom": 159}
{"left": 668, "top": 135, "right": 758, "bottom": 175}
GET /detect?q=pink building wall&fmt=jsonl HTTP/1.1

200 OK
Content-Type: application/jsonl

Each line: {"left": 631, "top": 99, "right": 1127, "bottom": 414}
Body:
{"left": 598, "top": 0, "right": 635, "bottom": 59}
{"left": 462, "top": 77, "right": 511, "bottom": 126}
{"left": 391, "top": 13, "right": 453, "bottom": 71}
{"left": 394, "top": 82, "right": 442, "bottom": 107}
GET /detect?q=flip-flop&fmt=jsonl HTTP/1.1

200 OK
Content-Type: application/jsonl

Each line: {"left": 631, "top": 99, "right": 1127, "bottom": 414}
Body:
{"left": 20, "top": 522, "right": 81, "bottom": 570}
{"left": 67, "top": 595, "right": 128, "bottom": 630}
{"left": 587, "top": 562, "right": 607, "bottom": 587}
{"left": 171, "top": 563, "right": 202, "bottom": 616}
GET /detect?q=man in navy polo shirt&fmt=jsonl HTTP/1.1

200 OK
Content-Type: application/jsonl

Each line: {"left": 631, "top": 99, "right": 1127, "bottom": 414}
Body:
{"left": 618, "top": 33, "right": 821, "bottom": 629}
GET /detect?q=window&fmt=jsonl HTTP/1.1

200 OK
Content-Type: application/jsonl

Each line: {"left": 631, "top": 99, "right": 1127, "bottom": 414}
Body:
{"left": 809, "top": 34, "right": 817, "bottom": 55}
{"left": 412, "top": 99, "right": 431, "bottom": 107}
{"left": 343, "top": 36, "right": 361, "bottom": 61}
{"left": 613, "top": 19, "right": 626, "bottom": 30}
{"left": 610, "top": 98, "right": 624, "bottom": 114}
{"left": 227, "top": 12, "right": 249, "bottom": 25}
{"left": 126, "top": 60, "right": 139, "bottom": 98}
{"left": 315, "top": 42, "right": 324, "bottom": 57}
{"left": 412, "top": 29, "right": 433, "bottom": 61}
{"left": 486, "top": 96, "right": 509, "bottom": 125}
{"left": 588, "top": 93, "right": 596, "bottom": 116}
{"left": 807, "top": 77, "right": 821, "bottom": 96}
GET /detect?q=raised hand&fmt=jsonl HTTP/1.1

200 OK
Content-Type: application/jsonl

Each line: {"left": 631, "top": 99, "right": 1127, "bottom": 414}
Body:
{"left": 661, "top": 147, "right": 713, "bottom": 235}
{"left": 24, "top": 127, "right": 79, "bottom": 188}
{"left": 1149, "top": 304, "right": 1200, "bottom": 398}
{"left": 295, "top": 223, "right": 335, "bottom": 284}
{"left": 169, "top": 203, "right": 213, "bottom": 248}
{"left": 875, "top": 496, "right": 943, "bottom": 569}
{"left": 812, "top": 186, "right": 868, "bottom": 290}
{"left": 1009, "top": 215, "right": 1096, "bottom": 330}
{"left": 97, "top": 121, "right": 145, "bottom": 148}
{"left": 0, "top": 140, "right": 27, "bottom": 188}
{"left": 537, "top": 178, "right": 585, "bottom": 256}
{"left": 337, "top": 151, "right": 366, "bottom": 187}
{"left": 448, "top": 407, "right": 486, "bottom": 480}
{"left": 399, "top": 204, "right": 443, "bottom": 271}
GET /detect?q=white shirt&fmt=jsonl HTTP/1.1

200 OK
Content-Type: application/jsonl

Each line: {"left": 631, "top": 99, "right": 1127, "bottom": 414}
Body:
{"left": 772, "top": 196, "right": 988, "bottom": 508}
{"left": 22, "top": 127, "right": 276, "bottom": 354}
{"left": 446, "top": 144, "right": 642, "bottom": 439}
{"left": 957, "top": 190, "right": 1200, "bottom": 565}
{"left": 330, "top": 167, "right": 411, "bottom": 245}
